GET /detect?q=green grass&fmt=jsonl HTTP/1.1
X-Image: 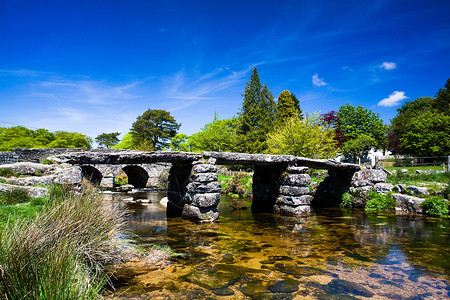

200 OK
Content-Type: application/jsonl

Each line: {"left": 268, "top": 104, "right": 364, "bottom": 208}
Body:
{"left": 385, "top": 165, "right": 444, "bottom": 173}
{"left": 0, "top": 189, "right": 31, "bottom": 205}
{"left": 386, "top": 170, "right": 449, "bottom": 187}
{"left": 0, "top": 203, "right": 44, "bottom": 229}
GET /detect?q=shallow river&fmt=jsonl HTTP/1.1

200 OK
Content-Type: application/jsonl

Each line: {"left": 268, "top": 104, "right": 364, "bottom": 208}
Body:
{"left": 105, "top": 191, "right": 450, "bottom": 299}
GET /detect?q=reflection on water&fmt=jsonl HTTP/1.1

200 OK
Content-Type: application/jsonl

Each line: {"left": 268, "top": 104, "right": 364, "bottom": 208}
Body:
{"left": 105, "top": 192, "right": 450, "bottom": 299}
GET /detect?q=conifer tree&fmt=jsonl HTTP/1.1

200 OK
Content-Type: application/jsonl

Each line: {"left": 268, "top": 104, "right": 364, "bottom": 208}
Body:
{"left": 235, "top": 68, "right": 275, "bottom": 153}
{"left": 274, "top": 90, "right": 302, "bottom": 127}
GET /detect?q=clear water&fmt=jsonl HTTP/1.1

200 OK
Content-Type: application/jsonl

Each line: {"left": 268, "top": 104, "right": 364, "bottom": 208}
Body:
{"left": 106, "top": 192, "right": 450, "bottom": 299}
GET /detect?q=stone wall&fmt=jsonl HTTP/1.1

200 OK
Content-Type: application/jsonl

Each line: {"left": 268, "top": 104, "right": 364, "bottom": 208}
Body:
{"left": 12, "top": 148, "right": 85, "bottom": 163}
{"left": 0, "top": 152, "right": 19, "bottom": 165}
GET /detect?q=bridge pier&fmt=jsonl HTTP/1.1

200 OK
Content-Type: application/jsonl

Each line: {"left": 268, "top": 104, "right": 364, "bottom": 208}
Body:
{"left": 167, "top": 161, "right": 221, "bottom": 222}
{"left": 274, "top": 166, "right": 312, "bottom": 216}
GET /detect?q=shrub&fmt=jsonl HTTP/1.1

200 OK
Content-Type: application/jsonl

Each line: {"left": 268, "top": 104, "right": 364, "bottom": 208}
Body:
{"left": 421, "top": 196, "right": 449, "bottom": 217}
{"left": 340, "top": 192, "right": 353, "bottom": 209}
{"left": 223, "top": 172, "right": 252, "bottom": 197}
{"left": 0, "top": 189, "right": 30, "bottom": 205}
{"left": 0, "top": 182, "right": 126, "bottom": 299}
{"left": 365, "top": 191, "right": 396, "bottom": 213}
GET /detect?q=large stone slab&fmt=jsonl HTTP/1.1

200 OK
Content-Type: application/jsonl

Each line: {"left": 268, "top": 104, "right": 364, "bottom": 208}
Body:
{"left": 6, "top": 176, "right": 53, "bottom": 186}
{"left": 0, "top": 162, "right": 51, "bottom": 175}
{"left": 202, "top": 151, "right": 296, "bottom": 166}
{"left": 52, "top": 150, "right": 201, "bottom": 164}
{"left": 0, "top": 182, "right": 48, "bottom": 198}
{"left": 202, "top": 151, "right": 360, "bottom": 170}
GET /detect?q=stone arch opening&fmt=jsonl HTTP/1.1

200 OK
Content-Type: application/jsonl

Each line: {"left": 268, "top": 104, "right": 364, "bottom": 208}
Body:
{"left": 122, "top": 165, "right": 149, "bottom": 188}
{"left": 81, "top": 165, "right": 103, "bottom": 186}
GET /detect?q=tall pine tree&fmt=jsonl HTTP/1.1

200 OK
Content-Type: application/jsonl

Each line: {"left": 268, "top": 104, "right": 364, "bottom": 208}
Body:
{"left": 274, "top": 90, "right": 302, "bottom": 127}
{"left": 235, "top": 68, "right": 275, "bottom": 153}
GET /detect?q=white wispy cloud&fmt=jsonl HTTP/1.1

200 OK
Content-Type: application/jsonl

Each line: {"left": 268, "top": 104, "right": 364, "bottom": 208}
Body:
{"left": 312, "top": 74, "right": 327, "bottom": 87}
{"left": 379, "top": 62, "right": 397, "bottom": 70}
{"left": 378, "top": 91, "right": 408, "bottom": 107}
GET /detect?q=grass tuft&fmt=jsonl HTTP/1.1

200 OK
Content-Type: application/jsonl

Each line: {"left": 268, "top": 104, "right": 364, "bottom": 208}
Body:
{"left": 0, "top": 181, "right": 126, "bottom": 299}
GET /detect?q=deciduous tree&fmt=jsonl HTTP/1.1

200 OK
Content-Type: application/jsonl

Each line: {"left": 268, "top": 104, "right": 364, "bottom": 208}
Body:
{"left": 95, "top": 132, "right": 120, "bottom": 148}
{"left": 399, "top": 111, "right": 450, "bottom": 156}
{"left": 341, "top": 134, "right": 376, "bottom": 162}
{"left": 337, "top": 104, "right": 385, "bottom": 149}
{"left": 189, "top": 115, "right": 238, "bottom": 152}
{"left": 267, "top": 113, "right": 338, "bottom": 158}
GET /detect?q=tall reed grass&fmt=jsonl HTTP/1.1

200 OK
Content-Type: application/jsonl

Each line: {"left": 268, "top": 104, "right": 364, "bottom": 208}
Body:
{"left": 0, "top": 181, "right": 126, "bottom": 299}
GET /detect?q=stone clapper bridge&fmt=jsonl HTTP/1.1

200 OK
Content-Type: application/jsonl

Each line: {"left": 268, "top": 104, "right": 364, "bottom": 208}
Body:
{"left": 54, "top": 151, "right": 361, "bottom": 222}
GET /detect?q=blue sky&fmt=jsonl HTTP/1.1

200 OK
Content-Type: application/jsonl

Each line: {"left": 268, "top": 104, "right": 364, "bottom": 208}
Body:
{"left": 1, "top": 0, "right": 449, "bottom": 143}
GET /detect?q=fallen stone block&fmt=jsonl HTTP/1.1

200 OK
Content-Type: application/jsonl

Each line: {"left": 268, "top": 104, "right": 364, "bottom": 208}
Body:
{"left": 392, "top": 193, "right": 424, "bottom": 213}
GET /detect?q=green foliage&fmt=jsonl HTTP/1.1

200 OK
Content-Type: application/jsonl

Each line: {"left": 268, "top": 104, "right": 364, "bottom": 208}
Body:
{"left": 341, "top": 134, "right": 376, "bottom": 161}
{"left": 421, "top": 196, "right": 449, "bottom": 217}
{"left": 113, "top": 133, "right": 135, "bottom": 149}
{"left": 48, "top": 131, "right": 92, "bottom": 148}
{"left": 114, "top": 171, "right": 128, "bottom": 186}
{"left": 236, "top": 68, "right": 276, "bottom": 153}
{"left": 275, "top": 90, "right": 302, "bottom": 127}
{"left": 168, "top": 133, "right": 190, "bottom": 152}
{"left": 95, "top": 132, "right": 120, "bottom": 148}
{"left": 340, "top": 192, "right": 353, "bottom": 209}
{"left": 266, "top": 113, "right": 338, "bottom": 158}
{"left": 220, "top": 172, "right": 252, "bottom": 197}
{"left": 389, "top": 79, "right": 450, "bottom": 155}
{"left": 188, "top": 115, "right": 238, "bottom": 152}
{"left": 399, "top": 111, "right": 450, "bottom": 156}
{"left": 337, "top": 104, "right": 385, "bottom": 149}
{"left": 131, "top": 109, "right": 180, "bottom": 150}
{"left": 0, "top": 168, "right": 18, "bottom": 177}
{"left": 365, "top": 191, "right": 396, "bottom": 213}
{"left": 433, "top": 78, "right": 450, "bottom": 116}
{"left": 0, "top": 189, "right": 31, "bottom": 205}
{"left": 0, "top": 126, "right": 92, "bottom": 151}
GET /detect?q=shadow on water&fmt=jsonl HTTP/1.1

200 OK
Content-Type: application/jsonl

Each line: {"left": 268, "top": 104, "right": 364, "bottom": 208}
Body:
{"left": 105, "top": 192, "right": 450, "bottom": 299}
